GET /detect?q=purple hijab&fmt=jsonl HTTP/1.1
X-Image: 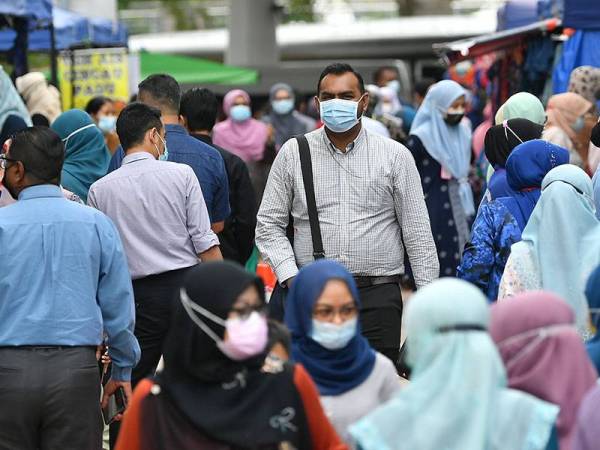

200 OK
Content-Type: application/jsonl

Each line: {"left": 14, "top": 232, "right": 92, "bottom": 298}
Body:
{"left": 212, "top": 89, "right": 269, "bottom": 162}
{"left": 573, "top": 385, "right": 600, "bottom": 450}
{"left": 490, "top": 291, "right": 598, "bottom": 450}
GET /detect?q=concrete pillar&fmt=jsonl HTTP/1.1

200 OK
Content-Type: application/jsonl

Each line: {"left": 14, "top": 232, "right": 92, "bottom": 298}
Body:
{"left": 226, "top": 0, "right": 279, "bottom": 67}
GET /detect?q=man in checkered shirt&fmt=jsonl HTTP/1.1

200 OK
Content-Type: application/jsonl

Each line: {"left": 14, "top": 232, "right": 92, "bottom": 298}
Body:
{"left": 256, "top": 63, "right": 439, "bottom": 364}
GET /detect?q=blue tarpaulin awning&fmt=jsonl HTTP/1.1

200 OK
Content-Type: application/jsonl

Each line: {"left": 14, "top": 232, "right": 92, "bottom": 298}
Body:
{"left": 0, "top": 0, "right": 52, "bottom": 23}
{"left": 0, "top": 8, "right": 127, "bottom": 51}
{"left": 563, "top": 0, "right": 600, "bottom": 30}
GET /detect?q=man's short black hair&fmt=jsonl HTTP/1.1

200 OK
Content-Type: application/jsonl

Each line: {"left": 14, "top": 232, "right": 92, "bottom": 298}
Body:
{"left": 317, "top": 63, "right": 365, "bottom": 95}
{"left": 415, "top": 78, "right": 436, "bottom": 98}
{"left": 180, "top": 88, "right": 219, "bottom": 132}
{"left": 116, "top": 103, "right": 163, "bottom": 151}
{"left": 10, "top": 126, "right": 64, "bottom": 183}
{"left": 85, "top": 96, "right": 112, "bottom": 115}
{"left": 373, "top": 65, "right": 399, "bottom": 84}
{"left": 138, "top": 74, "right": 181, "bottom": 113}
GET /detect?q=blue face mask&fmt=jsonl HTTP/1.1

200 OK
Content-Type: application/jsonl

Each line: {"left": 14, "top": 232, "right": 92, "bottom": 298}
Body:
{"left": 230, "top": 104, "right": 252, "bottom": 122}
{"left": 319, "top": 96, "right": 364, "bottom": 133}
{"left": 98, "top": 115, "right": 116, "bottom": 133}
{"left": 272, "top": 98, "right": 295, "bottom": 115}
{"left": 310, "top": 317, "right": 357, "bottom": 350}
{"left": 572, "top": 116, "right": 585, "bottom": 132}
{"left": 155, "top": 132, "right": 169, "bottom": 161}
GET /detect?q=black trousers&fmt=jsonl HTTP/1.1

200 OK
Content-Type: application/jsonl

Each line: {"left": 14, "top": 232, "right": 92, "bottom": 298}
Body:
{"left": 0, "top": 346, "right": 102, "bottom": 450}
{"left": 110, "top": 266, "right": 192, "bottom": 448}
{"left": 269, "top": 282, "right": 403, "bottom": 364}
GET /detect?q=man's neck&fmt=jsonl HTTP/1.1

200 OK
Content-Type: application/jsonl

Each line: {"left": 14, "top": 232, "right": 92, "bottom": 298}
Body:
{"left": 161, "top": 114, "right": 181, "bottom": 126}
{"left": 324, "top": 121, "right": 362, "bottom": 153}
{"left": 125, "top": 145, "right": 156, "bottom": 157}
{"left": 191, "top": 130, "right": 211, "bottom": 137}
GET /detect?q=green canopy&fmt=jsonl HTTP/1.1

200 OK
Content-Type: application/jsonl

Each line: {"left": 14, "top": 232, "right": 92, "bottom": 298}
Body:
{"left": 140, "top": 52, "right": 258, "bottom": 85}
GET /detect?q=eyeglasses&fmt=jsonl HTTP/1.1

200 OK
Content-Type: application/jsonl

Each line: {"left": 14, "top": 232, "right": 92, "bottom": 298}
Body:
{"left": 0, "top": 154, "right": 17, "bottom": 170}
{"left": 230, "top": 303, "right": 267, "bottom": 320}
{"left": 313, "top": 304, "right": 358, "bottom": 322}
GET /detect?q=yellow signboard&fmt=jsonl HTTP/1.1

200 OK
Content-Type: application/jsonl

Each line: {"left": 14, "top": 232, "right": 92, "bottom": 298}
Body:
{"left": 58, "top": 48, "right": 129, "bottom": 111}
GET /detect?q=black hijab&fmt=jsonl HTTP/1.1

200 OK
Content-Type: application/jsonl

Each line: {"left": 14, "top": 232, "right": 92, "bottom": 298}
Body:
{"left": 145, "top": 261, "right": 311, "bottom": 450}
{"left": 484, "top": 118, "right": 544, "bottom": 168}
{"left": 592, "top": 121, "right": 600, "bottom": 148}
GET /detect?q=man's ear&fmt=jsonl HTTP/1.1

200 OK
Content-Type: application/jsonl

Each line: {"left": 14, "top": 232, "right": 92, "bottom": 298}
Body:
{"left": 314, "top": 96, "right": 320, "bottom": 116}
{"left": 360, "top": 92, "right": 370, "bottom": 116}
{"left": 180, "top": 115, "right": 189, "bottom": 130}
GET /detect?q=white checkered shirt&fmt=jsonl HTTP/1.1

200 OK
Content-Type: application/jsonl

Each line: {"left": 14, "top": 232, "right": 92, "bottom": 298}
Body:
{"left": 256, "top": 125, "right": 439, "bottom": 286}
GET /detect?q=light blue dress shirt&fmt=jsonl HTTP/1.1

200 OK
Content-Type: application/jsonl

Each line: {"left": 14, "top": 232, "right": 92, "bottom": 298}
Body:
{"left": 0, "top": 185, "right": 140, "bottom": 381}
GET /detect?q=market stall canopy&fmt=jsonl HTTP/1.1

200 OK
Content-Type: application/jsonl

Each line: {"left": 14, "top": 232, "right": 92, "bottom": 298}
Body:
{"left": 433, "top": 18, "right": 561, "bottom": 65}
{"left": 0, "top": 7, "right": 127, "bottom": 51}
{"left": 140, "top": 52, "right": 258, "bottom": 85}
{"left": 563, "top": 0, "right": 600, "bottom": 30}
{"left": 497, "top": 0, "right": 540, "bottom": 31}
{"left": 0, "top": 0, "right": 52, "bottom": 23}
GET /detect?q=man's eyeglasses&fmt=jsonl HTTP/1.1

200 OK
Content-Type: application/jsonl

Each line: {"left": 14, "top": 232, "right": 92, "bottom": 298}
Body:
{"left": 0, "top": 154, "right": 17, "bottom": 170}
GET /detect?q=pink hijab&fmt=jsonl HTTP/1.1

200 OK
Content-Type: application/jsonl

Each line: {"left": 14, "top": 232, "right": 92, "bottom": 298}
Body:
{"left": 490, "top": 292, "right": 598, "bottom": 450}
{"left": 546, "top": 93, "right": 593, "bottom": 141}
{"left": 213, "top": 89, "right": 269, "bottom": 162}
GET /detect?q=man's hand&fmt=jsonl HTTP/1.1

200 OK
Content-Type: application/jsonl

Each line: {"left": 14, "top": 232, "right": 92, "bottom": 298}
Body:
{"left": 101, "top": 379, "right": 133, "bottom": 422}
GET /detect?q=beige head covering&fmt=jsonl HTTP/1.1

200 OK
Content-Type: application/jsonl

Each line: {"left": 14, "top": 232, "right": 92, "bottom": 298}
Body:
{"left": 16, "top": 72, "right": 61, "bottom": 124}
{"left": 546, "top": 92, "right": 592, "bottom": 141}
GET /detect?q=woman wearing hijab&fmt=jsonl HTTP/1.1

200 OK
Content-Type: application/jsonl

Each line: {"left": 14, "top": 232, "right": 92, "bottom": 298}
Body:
{"left": 499, "top": 165, "right": 600, "bottom": 336}
{"left": 569, "top": 66, "right": 600, "bottom": 173}
{"left": 262, "top": 83, "right": 315, "bottom": 151}
{"left": 116, "top": 261, "right": 346, "bottom": 450}
{"left": 213, "top": 89, "right": 270, "bottom": 163}
{"left": 0, "top": 67, "right": 32, "bottom": 132}
{"left": 15, "top": 72, "right": 61, "bottom": 126}
{"left": 543, "top": 93, "right": 595, "bottom": 171}
{"left": 583, "top": 265, "right": 600, "bottom": 373}
{"left": 284, "top": 260, "right": 400, "bottom": 446}
{"left": 350, "top": 278, "right": 559, "bottom": 450}
{"left": 214, "top": 89, "right": 271, "bottom": 200}
{"left": 495, "top": 92, "right": 547, "bottom": 125}
{"left": 572, "top": 385, "right": 600, "bottom": 450}
{"left": 490, "top": 291, "right": 598, "bottom": 450}
{"left": 484, "top": 119, "right": 544, "bottom": 201}
{"left": 51, "top": 110, "right": 110, "bottom": 203}
{"left": 458, "top": 140, "right": 569, "bottom": 301}
{"left": 407, "top": 79, "right": 474, "bottom": 276}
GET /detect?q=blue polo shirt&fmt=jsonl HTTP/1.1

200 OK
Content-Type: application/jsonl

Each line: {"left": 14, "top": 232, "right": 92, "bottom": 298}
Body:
{"left": 108, "top": 124, "right": 230, "bottom": 222}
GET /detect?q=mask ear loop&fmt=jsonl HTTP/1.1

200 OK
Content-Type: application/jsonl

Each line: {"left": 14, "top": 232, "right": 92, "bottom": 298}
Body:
{"left": 180, "top": 288, "right": 226, "bottom": 343}
{"left": 503, "top": 120, "right": 524, "bottom": 144}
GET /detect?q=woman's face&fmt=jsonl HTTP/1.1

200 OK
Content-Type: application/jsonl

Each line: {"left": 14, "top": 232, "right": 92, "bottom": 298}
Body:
{"left": 92, "top": 101, "right": 115, "bottom": 123}
{"left": 274, "top": 89, "right": 292, "bottom": 101}
{"left": 313, "top": 280, "right": 357, "bottom": 325}
{"left": 233, "top": 95, "right": 249, "bottom": 107}
{"left": 228, "top": 285, "right": 262, "bottom": 320}
{"left": 449, "top": 95, "right": 466, "bottom": 111}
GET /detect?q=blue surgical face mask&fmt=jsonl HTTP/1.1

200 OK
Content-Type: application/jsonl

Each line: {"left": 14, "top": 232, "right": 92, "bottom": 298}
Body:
{"left": 230, "top": 104, "right": 252, "bottom": 122}
{"left": 98, "top": 115, "right": 117, "bottom": 133}
{"left": 155, "top": 132, "right": 169, "bottom": 161}
{"left": 319, "top": 96, "right": 364, "bottom": 133}
{"left": 572, "top": 116, "right": 585, "bottom": 132}
{"left": 386, "top": 80, "right": 401, "bottom": 93}
{"left": 310, "top": 317, "right": 357, "bottom": 350}
{"left": 272, "top": 98, "right": 295, "bottom": 115}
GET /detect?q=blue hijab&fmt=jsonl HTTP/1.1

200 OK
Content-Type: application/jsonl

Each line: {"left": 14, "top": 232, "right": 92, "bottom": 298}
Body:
{"left": 498, "top": 140, "right": 570, "bottom": 230}
{"left": 284, "top": 260, "right": 376, "bottom": 396}
{"left": 51, "top": 109, "right": 110, "bottom": 203}
{"left": 585, "top": 265, "right": 600, "bottom": 374}
{"left": 410, "top": 80, "right": 474, "bottom": 216}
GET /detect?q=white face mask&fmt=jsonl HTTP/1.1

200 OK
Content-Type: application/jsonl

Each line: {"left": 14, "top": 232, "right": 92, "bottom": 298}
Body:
{"left": 61, "top": 123, "right": 97, "bottom": 147}
{"left": 497, "top": 324, "right": 575, "bottom": 370}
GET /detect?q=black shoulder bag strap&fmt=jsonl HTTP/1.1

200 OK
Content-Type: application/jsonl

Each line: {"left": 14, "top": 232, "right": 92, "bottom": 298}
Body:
{"left": 296, "top": 135, "right": 325, "bottom": 260}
